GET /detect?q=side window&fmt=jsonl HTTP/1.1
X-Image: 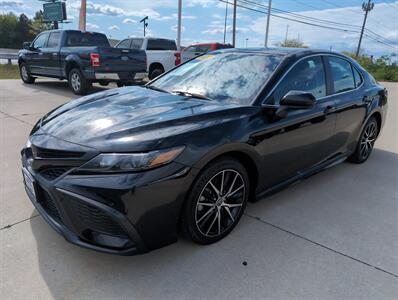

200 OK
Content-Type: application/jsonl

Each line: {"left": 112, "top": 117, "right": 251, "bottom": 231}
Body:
{"left": 271, "top": 56, "right": 326, "bottom": 104}
{"left": 130, "top": 38, "right": 143, "bottom": 49}
{"left": 46, "top": 32, "right": 60, "bottom": 48}
{"left": 32, "top": 33, "right": 49, "bottom": 49}
{"left": 185, "top": 46, "right": 196, "bottom": 52}
{"left": 329, "top": 56, "right": 355, "bottom": 93}
{"left": 116, "top": 39, "right": 131, "bottom": 48}
{"left": 353, "top": 67, "right": 363, "bottom": 88}
{"left": 147, "top": 39, "right": 177, "bottom": 50}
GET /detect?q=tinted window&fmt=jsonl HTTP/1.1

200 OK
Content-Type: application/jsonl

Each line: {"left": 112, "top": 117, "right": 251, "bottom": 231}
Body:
{"left": 272, "top": 56, "right": 326, "bottom": 104}
{"left": 33, "top": 33, "right": 48, "bottom": 49}
{"left": 65, "top": 32, "right": 110, "bottom": 47}
{"left": 196, "top": 45, "right": 211, "bottom": 52}
{"left": 116, "top": 39, "right": 131, "bottom": 48}
{"left": 353, "top": 67, "right": 362, "bottom": 88}
{"left": 150, "top": 52, "right": 282, "bottom": 105}
{"left": 329, "top": 56, "right": 355, "bottom": 93}
{"left": 147, "top": 39, "right": 177, "bottom": 50}
{"left": 130, "top": 38, "right": 143, "bottom": 49}
{"left": 185, "top": 46, "right": 196, "bottom": 52}
{"left": 46, "top": 32, "right": 60, "bottom": 48}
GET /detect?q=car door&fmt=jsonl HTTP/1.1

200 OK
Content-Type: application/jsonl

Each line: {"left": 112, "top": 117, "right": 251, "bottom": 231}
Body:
{"left": 324, "top": 55, "right": 368, "bottom": 155}
{"left": 41, "top": 31, "right": 62, "bottom": 77}
{"left": 255, "top": 55, "right": 337, "bottom": 189}
{"left": 28, "top": 32, "right": 50, "bottom": 75}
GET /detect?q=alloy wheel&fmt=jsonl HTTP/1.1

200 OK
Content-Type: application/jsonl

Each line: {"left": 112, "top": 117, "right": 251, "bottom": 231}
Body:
{"left": 21, "top": 65, "right": 29, "bottom": 81}
{"left": 360, "top": 121, "right": 377, "bottom": 159}
{"left": 195, "top": 169, "right": 246, "bottom": 237}
{"left": 71, "top": 73, "right": 81, "bottom": 92}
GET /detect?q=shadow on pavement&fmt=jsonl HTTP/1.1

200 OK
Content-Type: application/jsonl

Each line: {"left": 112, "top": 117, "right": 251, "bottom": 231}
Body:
{"left": 29, "top": 148, "right": 398, "bottom": 298}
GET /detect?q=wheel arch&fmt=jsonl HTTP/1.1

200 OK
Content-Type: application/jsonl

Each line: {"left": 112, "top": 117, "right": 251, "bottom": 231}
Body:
{"left": 65, "top": 61, "right": 81, "bottom": 78}
{"left": 149, "top": 62, "right": 164, "bottom": 73}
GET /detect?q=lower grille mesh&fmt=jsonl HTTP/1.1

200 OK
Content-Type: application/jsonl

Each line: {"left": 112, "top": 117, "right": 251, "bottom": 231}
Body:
{"left": 40, "top": 189, "right": 62, "bottom": 224}
{"left": 40, "top": 167, "right": 70, "bottom": 181}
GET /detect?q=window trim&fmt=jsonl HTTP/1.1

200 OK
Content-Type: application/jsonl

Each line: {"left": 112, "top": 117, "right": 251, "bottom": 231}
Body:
{"left": 261, "top": 53, "right": 365, "bottom": 106}
{"left": 261, "top": 54, "right": 328, "bottom": 105}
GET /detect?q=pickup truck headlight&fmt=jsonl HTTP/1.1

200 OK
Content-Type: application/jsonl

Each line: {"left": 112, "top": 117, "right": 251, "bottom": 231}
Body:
{"left": 79, "top": 146, "right": 185, "bottom": 173}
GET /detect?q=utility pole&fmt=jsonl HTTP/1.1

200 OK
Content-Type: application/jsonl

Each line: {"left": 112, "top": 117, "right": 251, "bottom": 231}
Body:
{"left": 356, "top": 0, "right": 374, "bottom": 57}
{"left": 177, "top": 0, "right": 182, "bottom": 50}
{"left": 78, "top": 0, "right": 86, "bottom": 31}
{"left": 264, "top": 0, "right": 272, "bottom": 47}
{"left": 284, "top": 24, "right": 289, "bottom": 44}
{"left": 140, "top": 16, "right": 149, "bottom": 37}
{"left": 223, "top": 0, "right": 229, "bottom": 44}
{"left": 232, "top": 0, "right": 237, "bottom": 47}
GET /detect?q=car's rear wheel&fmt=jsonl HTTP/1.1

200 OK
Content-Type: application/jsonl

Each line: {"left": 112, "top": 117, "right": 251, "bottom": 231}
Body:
{"left": 68, "top": 68, "right": 91, "bottom": 95}
{"left": 182, "top": 158, "right": 249, "bottom": 244}
{"left": 149, "top": 67, "right": 164, "bottom": 80}
{"left": 19, "top": 62, "right": 35, "bottom": 84}
{"left": 348, "top": 116, "right": 378, "bottom": 163}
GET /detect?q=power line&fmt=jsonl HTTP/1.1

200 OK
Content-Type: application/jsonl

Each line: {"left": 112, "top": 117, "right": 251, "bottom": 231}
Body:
{"left": 216, "top": 0, "right": 398, "bottom": 50}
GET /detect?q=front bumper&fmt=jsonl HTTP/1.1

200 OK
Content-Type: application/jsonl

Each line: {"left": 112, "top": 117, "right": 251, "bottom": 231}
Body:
{"left": 21, "top": 142, "right": 194, "bottom": 255}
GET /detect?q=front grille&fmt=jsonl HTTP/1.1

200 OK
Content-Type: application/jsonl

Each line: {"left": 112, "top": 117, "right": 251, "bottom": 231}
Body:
{"left": 69, "top": 198, "right": 127, "bottom": 238}
{"left": 32, "top": 145, "right": 85, "bottom": 159}
{"left": 39, "top": 189, "right": 63, "bottom": 224}
{"left": 40, "top": 167, "right": 70, "bottom": 181}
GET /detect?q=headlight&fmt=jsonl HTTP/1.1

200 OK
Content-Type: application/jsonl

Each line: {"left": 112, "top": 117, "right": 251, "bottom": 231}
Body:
{"left": 79, "top": 146, "right": 185, "bottom": 173}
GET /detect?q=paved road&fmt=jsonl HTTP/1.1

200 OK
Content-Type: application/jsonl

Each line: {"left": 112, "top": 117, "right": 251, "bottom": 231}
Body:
{"left": 1, "top": 79, "right": 397, "bottom": 299}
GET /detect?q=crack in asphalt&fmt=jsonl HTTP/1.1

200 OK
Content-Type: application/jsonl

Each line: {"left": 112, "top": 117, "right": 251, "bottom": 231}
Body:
{"left": 0, "top": 214, "right": 39, "bottom": 231}
{"left": 244, "top": 213, "right": 398, "bottom": 280}
{"left": 0, "top": 110, "right": 38, "bottom": 126}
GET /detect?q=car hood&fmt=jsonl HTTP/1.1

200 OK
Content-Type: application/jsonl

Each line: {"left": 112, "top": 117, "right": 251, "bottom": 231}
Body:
{"left": 36, "top": 86, "right": 247, "bottom": 151}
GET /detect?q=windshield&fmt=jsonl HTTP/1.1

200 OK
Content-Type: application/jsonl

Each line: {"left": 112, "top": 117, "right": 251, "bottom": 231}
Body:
{"left": 149, "top": 52, "right": 282, "bottom": 105}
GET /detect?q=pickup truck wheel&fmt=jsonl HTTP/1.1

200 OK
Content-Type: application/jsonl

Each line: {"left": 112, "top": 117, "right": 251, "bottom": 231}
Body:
{"left": 149, "top": 68, "right": 164, "bottom": 80}
{"left": 116, "top": 82, "right": 124, "bottom": 87}
{"left": 68, "top": 68, "right": 91, "bottom": 95}
{"left": 19, "top": 63, "right": 35, "bottom": 84}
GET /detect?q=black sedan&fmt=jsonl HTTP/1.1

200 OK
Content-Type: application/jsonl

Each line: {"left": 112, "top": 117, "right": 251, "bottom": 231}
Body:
{"left": 21, "top": 48, "right": 388, "bottom": 255}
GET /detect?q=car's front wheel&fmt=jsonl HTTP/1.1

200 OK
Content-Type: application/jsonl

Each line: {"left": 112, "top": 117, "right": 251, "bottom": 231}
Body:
{"left": 19, "top": 62, "right": 35, "bottom": 84}
{"left": 348, "top": 116, "right": 379, "bottom": 163}
{"left": 182, "top": 157, "right": 249, "bottom": 244}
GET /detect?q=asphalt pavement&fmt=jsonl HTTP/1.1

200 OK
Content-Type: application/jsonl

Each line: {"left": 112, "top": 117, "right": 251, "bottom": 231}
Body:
{"left": 1, "top": 79, "right": 397, "bottom": 299}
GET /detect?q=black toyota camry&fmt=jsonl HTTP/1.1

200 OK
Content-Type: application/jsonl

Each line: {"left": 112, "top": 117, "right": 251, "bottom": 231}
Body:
{"left": 21, "top": 48, "right": 388, "bottom": 255}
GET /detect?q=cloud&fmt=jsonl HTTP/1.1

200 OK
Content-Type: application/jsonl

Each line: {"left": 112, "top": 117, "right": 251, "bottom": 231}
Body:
{"left": 86, "top": 23, "right": 99, "bottom": 30}
{"left": 108, "top": 25, "right": 120, "bottom": 31}
{"left": 250, "top": 2, "right": 398, "bottom": 54}
{"left": 203, "top": 25, "right": 249, "bottom": 35}
{"left": 123, "top": 18, "right": 137, "bottom": 24}
{"left": 171, "top": 25, "right": 185, "bottom": 32}
{"left": 0, "top": 0, "right": 22, "bottom": 7}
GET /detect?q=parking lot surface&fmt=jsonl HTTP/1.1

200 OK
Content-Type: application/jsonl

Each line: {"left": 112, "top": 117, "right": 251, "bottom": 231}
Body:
{"left": 1, "top": 79, "right": 397, "bottom": 299}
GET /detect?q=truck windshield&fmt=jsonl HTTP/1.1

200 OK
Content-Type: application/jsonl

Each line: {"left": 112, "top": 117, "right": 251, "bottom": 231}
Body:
{"left": 65, "top": 32, "right": 110, "bottom": 47}
{"left": 148, "top": 52, "right": 283, "bottom": 105}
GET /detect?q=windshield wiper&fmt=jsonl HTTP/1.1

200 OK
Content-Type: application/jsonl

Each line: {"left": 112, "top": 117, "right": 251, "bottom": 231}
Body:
{"left": 171, "top": 90, "right": 212, "bottom": 101}
{"left": 145, "top": 85, "right": 170, "bottom": 94}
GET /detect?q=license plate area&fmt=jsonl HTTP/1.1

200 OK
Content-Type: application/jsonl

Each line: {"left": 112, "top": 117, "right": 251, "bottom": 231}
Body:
{"left": 23, "top": 169, "right": 36, "bottom": 199}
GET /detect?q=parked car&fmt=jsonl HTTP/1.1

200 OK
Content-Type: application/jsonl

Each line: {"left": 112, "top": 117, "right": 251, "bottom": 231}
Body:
{"left": 115, "top": 37, "right": 184, "bottom": 80}
{"left": 181, "top": 42, "right": 233, "bottom": 61}
{"left": 21, "top": 48, "right": 387, "bottom": 255}
{"left": 18, "top": 30, "right": 147, "bottom": 95}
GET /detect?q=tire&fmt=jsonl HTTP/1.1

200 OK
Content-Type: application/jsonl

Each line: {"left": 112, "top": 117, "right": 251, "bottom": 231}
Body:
{"left": 116, "top": 82, "right": 124, "bottom": 88}
{"left": 19, "top": 62, "right": 35, "bottom": 84}
{"left": 181, "top": 157, "right": 250, "bottom": 244}
{"left": 68, "top": 68, "right": 91, "bottom": 95}
{"left": 348, "top": 116, "right": 378, "bottom": 164}
{"left": 149, "top": 67, "right": 164, "bottom": 80}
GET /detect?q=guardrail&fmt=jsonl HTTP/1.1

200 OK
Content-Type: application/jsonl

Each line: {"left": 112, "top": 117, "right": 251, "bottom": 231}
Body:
{"left": 0, "top": 52, "right": 18, "bottom": 64}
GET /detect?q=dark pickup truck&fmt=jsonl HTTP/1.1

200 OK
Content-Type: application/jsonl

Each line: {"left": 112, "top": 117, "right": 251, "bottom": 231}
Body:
{"left": 18, "top": 30, "right": 147, "bottom": 95}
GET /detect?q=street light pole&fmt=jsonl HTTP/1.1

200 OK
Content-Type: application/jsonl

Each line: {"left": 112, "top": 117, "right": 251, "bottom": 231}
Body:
{"left": 177, "top": 0, "right": 182, "bottom": 50}
{"left": 232, "top": 0, "right": 237, "bottom": 47}
{"left": 356, "top": 0, "right": 374, "bottom": 57}
{"left": 264, "top": 0, "right": 272, "bottom": 47}
{"left": 223, "top": 0, "right": 229, "bottom": 44}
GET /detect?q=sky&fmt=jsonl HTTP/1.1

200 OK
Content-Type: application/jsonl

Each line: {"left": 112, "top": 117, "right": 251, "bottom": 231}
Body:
{"left": 1, "top": 0, "right": 397, "bottom": 56}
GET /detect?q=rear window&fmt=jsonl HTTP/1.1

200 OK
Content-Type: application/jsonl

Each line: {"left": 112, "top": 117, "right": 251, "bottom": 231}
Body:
{"left": 65, "top": 32, "right": 110, "bottom": 47}
{"left": 147, "top": 39, "right": 177, "bottom": 51}
{"left": 116, "top": 39, "right": 131, "bottom": 48}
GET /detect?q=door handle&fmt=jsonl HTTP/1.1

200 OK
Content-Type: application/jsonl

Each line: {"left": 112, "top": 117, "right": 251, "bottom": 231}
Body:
{"left": 52, "top": 53, "right": 58, "bottom": 56}
{"left": 38, "top": 52, "right": 43, "bottom": 56}
{"left": 324, "top": 106, "right": 337, "bottom": 114}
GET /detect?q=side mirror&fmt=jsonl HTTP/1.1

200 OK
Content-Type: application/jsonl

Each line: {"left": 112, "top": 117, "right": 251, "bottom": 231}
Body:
{"left": 280, "top": 90, "right": 316, "bottom": 108}
{"left": 23, "top": 42, "right": 31, "bottom": 50}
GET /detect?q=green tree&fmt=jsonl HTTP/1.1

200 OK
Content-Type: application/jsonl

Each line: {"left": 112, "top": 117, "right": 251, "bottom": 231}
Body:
{"left": 31, "top": 10, "right": 52, "bottom": 35}
{"left": 276, "top": 38, "right": 308, "bottom": 48}
{"left": 0, "top": 13, "right": 18, "bottom": 48}
{"left": 15, "top": 14, "right": 34, "bottom": 47}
